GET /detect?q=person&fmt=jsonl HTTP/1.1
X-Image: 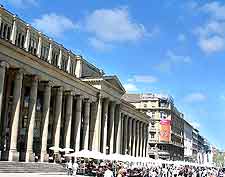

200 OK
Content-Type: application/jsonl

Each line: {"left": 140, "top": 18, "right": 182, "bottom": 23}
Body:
{"left": 66, "top": 160, "right": 73, "bottom": 176}
{"left": 73, "top": 160, "right": 79, "bottom": 176}
{"left": 104, "top": 166, "right": 114, "bottom": 177}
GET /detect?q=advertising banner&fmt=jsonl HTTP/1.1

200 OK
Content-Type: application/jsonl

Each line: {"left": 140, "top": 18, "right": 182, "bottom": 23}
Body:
{"left": 160, "top": 119, "right": 171, "bottom": 142}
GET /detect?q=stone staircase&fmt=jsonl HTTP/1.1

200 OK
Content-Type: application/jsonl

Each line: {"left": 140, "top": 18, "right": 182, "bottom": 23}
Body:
{"left": 0, "top": 161, "right": 66, "bottom": 173}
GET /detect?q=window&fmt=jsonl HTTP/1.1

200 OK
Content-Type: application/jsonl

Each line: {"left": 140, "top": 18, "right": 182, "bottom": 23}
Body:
{"left": 144, "top": 103, "right": 147, "bottom": 108}
{"left": 151, "top": 133, "right": 155, "bottom": 139}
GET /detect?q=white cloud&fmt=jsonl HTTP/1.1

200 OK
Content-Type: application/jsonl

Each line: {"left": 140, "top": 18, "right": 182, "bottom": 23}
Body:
{"left": 195, "top": 2, "right": 225, "bottom": 54}
{"left": 184, "top": 92, "right": 207, "bottom": 103}
{"left": 202, "top": 1, "right": 225, "bottom": 20}
{"left": 157, "top": 50, "right": 191, "bottom": 73}
{"left": 84, "top": 7, "right": 152, "bottom": 49}
{"left": 88, "top": 38, "right": 111, "bottom": 51}
{"left": 5, "top": 0, "right": 38, "bottom": 8}
{"left": 177, "top": 33, "right": 186, "bottom": 42}
{"left": 129, "top": 75, "right": 158, "bottom": 83}
{"left": 124, "top": 83, "right": 138, "bottom": 92}
{"left": 198, "top": 35, "right": 225, "bottom": 54}
{"left": 32, "top": 13, "right": 77, "bottom": 38}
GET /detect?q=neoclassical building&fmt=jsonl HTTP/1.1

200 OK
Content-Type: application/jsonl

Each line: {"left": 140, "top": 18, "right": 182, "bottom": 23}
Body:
{"left": 0, "top": 6, "right": 149, "bottom": 162}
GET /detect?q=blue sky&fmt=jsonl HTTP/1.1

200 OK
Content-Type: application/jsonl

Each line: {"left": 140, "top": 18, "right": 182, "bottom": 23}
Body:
{"left": 1, "top": 0, "right": 225, "bottom": 149}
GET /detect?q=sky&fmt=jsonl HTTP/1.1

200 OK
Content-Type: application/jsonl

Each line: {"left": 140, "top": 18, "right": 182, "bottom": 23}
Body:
{"left": 1, "top": 0, "right": 225, "bottom": 150}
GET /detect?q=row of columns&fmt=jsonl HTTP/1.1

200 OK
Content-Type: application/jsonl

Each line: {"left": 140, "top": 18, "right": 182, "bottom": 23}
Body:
{"left": 0, "top": 61, "right": 93, "bottom": 161}
{"left": 0, "top": 60, "right": 149, "bottom": 162}
{"left": 121, "top": 113, "right": 148, "bottom": 157}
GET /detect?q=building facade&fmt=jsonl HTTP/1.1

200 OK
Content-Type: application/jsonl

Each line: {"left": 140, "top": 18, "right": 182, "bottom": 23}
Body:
{"left": 183, "top": 120, "right": 193, "bottom": 161}
{"left": 0, "top": 6, "right": 149, "bottom": 162}
{"left": 123, "top": 93, "right": 184, "bottom": 160}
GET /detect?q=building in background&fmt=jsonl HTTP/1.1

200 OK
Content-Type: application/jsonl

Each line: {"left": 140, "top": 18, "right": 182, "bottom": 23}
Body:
{"left": 192, "top": 128, "right": 199, "bottom": 162}
{"left": 123, "top": 93, "right": 184, "bottom": 160}
{"left": 183, "top": 120, "right": 193, "bottom": 161}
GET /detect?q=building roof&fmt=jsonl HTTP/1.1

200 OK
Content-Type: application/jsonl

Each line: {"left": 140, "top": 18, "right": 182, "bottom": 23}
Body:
{"left": 122, "top": 94, "right": 142, "bottom": 102}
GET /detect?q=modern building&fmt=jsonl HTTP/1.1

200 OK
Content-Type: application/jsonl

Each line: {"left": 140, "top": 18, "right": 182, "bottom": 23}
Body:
{"left": 0, "top": 6, "right": 149, "bottom": 162}
{"left": 123, "top": 93, "right": 184, "bottom": 160}
{"left": 192, "top": 128, "right": 199, "bottom": 162}
{"left": 183, "top": 119, "right": 193, "bottom": 161}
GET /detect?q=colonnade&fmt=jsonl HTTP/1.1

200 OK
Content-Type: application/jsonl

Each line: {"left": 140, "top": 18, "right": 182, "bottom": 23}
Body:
{"left": 0, "top": 61, "right": 148, "bottom": 162}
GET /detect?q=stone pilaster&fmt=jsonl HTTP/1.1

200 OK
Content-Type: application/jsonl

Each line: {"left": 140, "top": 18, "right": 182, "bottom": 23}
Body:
{"left": 40, "top": 82, "right": 51, "bottom": 162}
{"left": 102, "top": 98, "right": 109, "bottom": 154}
{"left": 82, "top": 99, "right": 90, "bottom": 150}
{"left": 132, "top": 119, "right": 136, "bottom": 156}
{"left": 74, "top": 95, "right": 82, "bottom": 152}
{"left": 109, "top": 101, "right": 115, "bottom": 154}
{"left": 0, "top": 61, "right": 9, "bottom": 121}
{"left": 25, "top": 76, "right": 38, "bottom": 162}
{"left": 64, "top": 92, "right": 73, "bottom": 150}
{"left": 8, "top": 69, "right": 23, "bottom": 161}
{"left": 53, "top": 87, "right": 63, "bottom": 154}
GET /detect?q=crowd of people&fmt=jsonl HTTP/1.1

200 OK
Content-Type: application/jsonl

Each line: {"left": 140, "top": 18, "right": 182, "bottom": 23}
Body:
{"left": 65, "top": 158, "right": 225, "bottom": 177}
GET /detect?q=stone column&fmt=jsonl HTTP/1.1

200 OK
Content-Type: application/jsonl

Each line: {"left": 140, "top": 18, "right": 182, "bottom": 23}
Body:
{"left": 136, "top": 121, "right": 140, "bottom": 157}
{"left": 25, "top": 76, "right": 38, "bottom": 162}
{"left": 108, "top": 101, "right": 115, "bottom": 154}
{"left": 82, "top": 99, "right": 90, "bottom": 150}
{"left": 143, "top": 124, "right": 147, "bottom": 157}
{"left": 64, "top": 92, "right": 73, "bottom": 150}
{"left": 120, "top": 113, "right": 124, "bottom": 154}
{"left": 128, "top": 117, "right": 132, "bottom": 155}
{"left": 36, "top": 32, "right": 42, "bottom": 58}
{"left": 115, "top": 106, "right": 122, "bottom": 154}
{"left": 24, "top": 25, "right": 30, "bottom": 52}
{"left": 74, "top": 95, "right": 82, "bottom": 152}
{"left": 92, "top": 97, "right": 102, "bottom": 151}
{"left": 132, "top": 119, "right": 136, "bottom": 156}
{"left": 40, "top": 82, "right": 51, "bottom": 162}
{"left": 102, "top": 98, "right": 109, "bottom": 154}
{"left": 75, "top": 56, "right": 83, "bottom": 78}
{"left": 123, "top": 115, "right": 128, "bottom": 154}
{"left": 10, "top": 16, "right": 17, "bottom": 44}
{"left": 8, "top": 69, "right": 23, "bottom": 161}
{"left": 57, "top": 47, "right": 62, "bottom": 69}
{"left": 66, "top": 54, "right": 71, "bottom": 73}
{"left": 47, "top": 39, "right": 53, "bottom": 64}
{"left": 140, "top": 122, "right": 143, "bottom": 157}
{"left": 53, "top": 87, "right": 63, "bottom": 154}
{"left": 0, "top": 61, "right": 9, "bottom": 121}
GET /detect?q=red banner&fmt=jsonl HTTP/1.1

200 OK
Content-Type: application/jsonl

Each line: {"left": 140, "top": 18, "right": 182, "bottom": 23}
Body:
{"left": 160, "top": 119, "right": 171, "bottom": 142}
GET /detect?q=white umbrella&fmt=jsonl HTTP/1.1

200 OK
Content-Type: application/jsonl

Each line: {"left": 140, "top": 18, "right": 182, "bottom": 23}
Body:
{"left": 61, "top": 147, "right": 74, "bottom": 153}
{"left": 74, "top": 149, "right": 105, "bottom": 159}
{"left": 49, "top": 146, "right": 63, "bottom": 152}
{"left": 105, "top": 153, "right": 124, "bottom": 161}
